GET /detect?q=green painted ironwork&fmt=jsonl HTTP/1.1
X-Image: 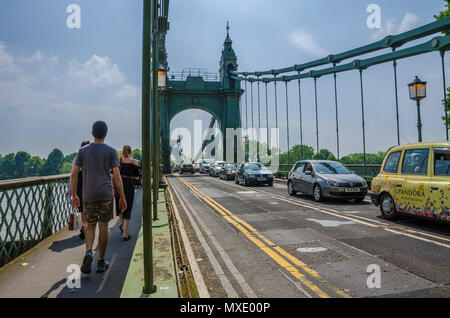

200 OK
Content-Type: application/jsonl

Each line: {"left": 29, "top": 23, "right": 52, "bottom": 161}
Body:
{"left": 238, "top": 17, "right": 450, "bottom": 77}
{"left": 0, "top": 175, "right": 70, "bottom": 267}
{"left": 160, "top": 24, "right": 243, "bottom": 172}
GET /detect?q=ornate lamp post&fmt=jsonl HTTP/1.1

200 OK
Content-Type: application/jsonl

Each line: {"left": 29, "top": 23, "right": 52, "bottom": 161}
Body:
{"left": 408, "top": 76, "right": 427, "bottom": 142}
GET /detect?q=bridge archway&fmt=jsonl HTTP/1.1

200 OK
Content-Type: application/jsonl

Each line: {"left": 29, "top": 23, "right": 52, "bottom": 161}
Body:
{"left": 160, "top": 25, "right": 243, "bottom": 172}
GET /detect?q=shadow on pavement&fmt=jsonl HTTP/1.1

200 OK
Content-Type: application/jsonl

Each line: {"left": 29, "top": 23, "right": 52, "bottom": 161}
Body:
{"left": 48, "top": 235, "right": 85, "bottom": 253}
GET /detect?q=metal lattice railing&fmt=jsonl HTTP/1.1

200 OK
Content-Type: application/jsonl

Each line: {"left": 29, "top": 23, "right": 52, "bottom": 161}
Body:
{"left": 0, "top": 174, "right": 71, "bottom": 267}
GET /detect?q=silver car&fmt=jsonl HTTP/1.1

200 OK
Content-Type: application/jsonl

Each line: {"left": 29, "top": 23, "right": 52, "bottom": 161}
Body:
{"left": 287, "top": 160, "right": 368, "bottom": 202}
{"left": 210, "top": 161, "right": 225, "bottom": 177}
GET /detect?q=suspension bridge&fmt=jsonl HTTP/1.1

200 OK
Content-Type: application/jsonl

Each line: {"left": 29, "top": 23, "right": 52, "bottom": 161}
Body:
{"left": 1, "top": 0, "right": 450, "bottom": 299}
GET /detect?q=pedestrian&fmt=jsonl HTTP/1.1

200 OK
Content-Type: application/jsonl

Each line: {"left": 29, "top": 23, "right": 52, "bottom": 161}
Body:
{"left": 74, "top": 140, "right": 90, "bottom": 239}
{"left": 116, "top": 145, "right": 141, "bottom": 241}
{"left": 70, "top": 121, "right": 127, "bottom": 274}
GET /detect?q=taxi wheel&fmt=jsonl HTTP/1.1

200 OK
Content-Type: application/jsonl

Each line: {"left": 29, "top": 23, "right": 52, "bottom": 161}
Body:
{"left": 380, "top": 193, "right": 399, "bottom": 220}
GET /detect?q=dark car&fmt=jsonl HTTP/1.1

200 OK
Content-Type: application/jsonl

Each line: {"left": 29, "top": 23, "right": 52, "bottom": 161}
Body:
{"left": 219, "top": 163, "right": 237, "bottom": 180}
{"left": 235, "top": 162, "right": 274, "bottom": 186}
{"left": 180, "top": 162, "right": 195, "bottom": 174}
{"left": 173, "top": 163, "right": 181, "bottom": 173}
{"left": 287, "top": 160, "right": 368, "bottom": 202}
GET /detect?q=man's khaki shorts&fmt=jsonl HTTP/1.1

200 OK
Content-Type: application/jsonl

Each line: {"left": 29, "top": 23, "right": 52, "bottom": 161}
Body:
{"left": 82, "top": 200, "right": 114, "bottom": 224}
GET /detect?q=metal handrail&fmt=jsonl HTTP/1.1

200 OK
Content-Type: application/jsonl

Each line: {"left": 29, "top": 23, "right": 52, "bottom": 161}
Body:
{"left": 0, "top": 174, "right": 71, "bottom": 267}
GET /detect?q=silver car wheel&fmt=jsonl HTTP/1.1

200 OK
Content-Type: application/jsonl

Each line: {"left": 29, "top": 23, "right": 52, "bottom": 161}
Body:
{"left": 313, "top": 185, "right": 322, "bottom": 202}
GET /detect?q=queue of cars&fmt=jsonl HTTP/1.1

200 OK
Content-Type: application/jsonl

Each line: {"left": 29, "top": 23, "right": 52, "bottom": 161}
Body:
{"left": 171, "top": 141, "right": 449, "bottom": 223}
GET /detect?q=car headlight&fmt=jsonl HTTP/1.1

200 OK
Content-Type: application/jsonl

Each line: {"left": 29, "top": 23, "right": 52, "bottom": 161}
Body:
{"left": 249, "top": 174, "right": 255, "bottom": 178}
{"left": 362, "top": 180, "right": 367, "bottom": 186}
{"left": 327, "top": 181, "right": 340, "bottom": 187}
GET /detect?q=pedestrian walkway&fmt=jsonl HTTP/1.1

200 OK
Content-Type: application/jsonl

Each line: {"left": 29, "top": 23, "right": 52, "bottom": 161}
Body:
{"left": 121, "top": 188, "right": 178, "bottom": 298}
{"left": 0, "top": 189, "right": 178, "bottom": 298}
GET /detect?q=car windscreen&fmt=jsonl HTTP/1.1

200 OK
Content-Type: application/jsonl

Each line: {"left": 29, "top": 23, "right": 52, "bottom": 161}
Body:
{"left": 225, "top": 164, "right": 236, "bottom": 169}
{"left": 244, "top": 163, "right": 266, "bottom": 171}
{"left": 314, "top": 162, "right": 351, "bottom": 175}
{"left": 203, "top": 159, "right": 214, "bottom": 164}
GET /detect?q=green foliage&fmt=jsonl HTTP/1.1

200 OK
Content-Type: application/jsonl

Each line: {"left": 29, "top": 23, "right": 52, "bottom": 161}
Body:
{"left": 440, "top": 87, "right": 450, "bottom": 129}
{"left": 24, "top": 156, "right": 43, "bottom": 177}
{"left": 41, "top": 149, "right": 65, "bottom": 176}
{"left": 0, "top": 154, "right": 15, "bottom": 180}
{"left": 340, "top": 151, "right": 386, "bottom": 165}
{"left": 434, "top": 0, "right": 450, "bottom": 35}
{"left": 132, "top": 149, "right": 142, "bottom": 161}
{"left": 14, "top": 151, "right": 31, "bottom": 179}
{"left": 313, "top": 149, "right": 337, "bottom": 161}
{"left": 279, "top": 144, "right": 315, "bottom": 164}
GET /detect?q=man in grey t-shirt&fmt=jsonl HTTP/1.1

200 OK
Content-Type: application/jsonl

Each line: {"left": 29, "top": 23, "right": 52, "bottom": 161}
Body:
{"left": 71, "top": 121, "right": 127, "bottom": 274}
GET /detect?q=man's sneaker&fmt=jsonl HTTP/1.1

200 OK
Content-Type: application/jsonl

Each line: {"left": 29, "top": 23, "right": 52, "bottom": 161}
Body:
{"left": 81, "top": 251, "right": 93, "bottom": 274}
{"left": 96, "top": 260, "right": 110, "bottom": 273}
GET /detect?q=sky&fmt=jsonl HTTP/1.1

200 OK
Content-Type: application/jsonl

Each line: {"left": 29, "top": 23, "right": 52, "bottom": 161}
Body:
{"left": 0, "top": 0, "right": 449, "bottom": 160}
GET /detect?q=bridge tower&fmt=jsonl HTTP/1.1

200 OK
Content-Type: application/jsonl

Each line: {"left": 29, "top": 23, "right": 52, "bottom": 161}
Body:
{"left": 160, "top": 23, "right": 243, "bottom": 173}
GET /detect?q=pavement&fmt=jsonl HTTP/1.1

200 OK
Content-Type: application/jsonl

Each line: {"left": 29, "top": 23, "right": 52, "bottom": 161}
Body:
{"left": 0, "top": 188, "right": 178, "bottom": 298}
{"left": 167, "top": 174, "right": 450, "bottom": 298}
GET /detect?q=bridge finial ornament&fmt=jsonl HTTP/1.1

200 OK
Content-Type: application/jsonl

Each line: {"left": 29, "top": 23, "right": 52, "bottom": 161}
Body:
{"left": 226, "top": 21, "right": 230, "bottom": 35}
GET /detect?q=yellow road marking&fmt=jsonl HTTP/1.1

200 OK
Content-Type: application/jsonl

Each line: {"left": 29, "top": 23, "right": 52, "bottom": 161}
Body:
{"left": 175, "top": 176, "right": 351, "bottom": 298}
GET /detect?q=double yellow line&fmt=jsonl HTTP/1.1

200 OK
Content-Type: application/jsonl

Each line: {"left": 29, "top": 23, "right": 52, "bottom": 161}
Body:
{"left": 176, "top": 176, "right": 351, "bottom": 298}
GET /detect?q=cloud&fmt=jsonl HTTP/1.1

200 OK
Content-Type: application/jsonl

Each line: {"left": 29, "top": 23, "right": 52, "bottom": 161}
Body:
{"left": 372, "top": 12, "right": 419, "bottom": 40}
{"left": 0, "top": 42, "right": 17, "bottom": 73}
{"left": 288, "top": 30, "right": 328, "bottom": 58}
{"left": 0, "top": 42, "right": 141, "bottom": 156}
{"left": 67, "top": 55, "right": 126, "bottom": 89}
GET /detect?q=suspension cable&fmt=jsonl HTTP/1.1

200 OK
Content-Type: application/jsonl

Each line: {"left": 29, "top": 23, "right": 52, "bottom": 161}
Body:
{"left": 359, "top": 69, "right": 367, "bottom": 176}
{"left": 392, "top": 48, "right": 401, "bottom": 146}
{"left": 297, "top": 76, "right": 303, "bottom": 160}
{"left": 333, "top": 64, "right": 340, "bottom": 160}
{"left": 285, "top": 81, "right": 290, "bottom": 164}
{"left": 314, "top": 77, "right": 319, "bottom": 154}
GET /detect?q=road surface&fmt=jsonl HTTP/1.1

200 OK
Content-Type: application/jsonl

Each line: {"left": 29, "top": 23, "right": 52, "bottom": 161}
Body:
{"left": 167, "top": 174, "right": 450, "bottom": 298}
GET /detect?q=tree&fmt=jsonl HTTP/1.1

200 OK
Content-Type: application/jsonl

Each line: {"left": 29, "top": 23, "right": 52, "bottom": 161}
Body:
{"left": 434, "top": 0, "right": 450, "bottom": 36}
{"left": 435, "top": 1, "right": 450, "bottom": 128}
{"left": 24, "top": 156, "right": 43, "bottom": 177}
{"left": 0, "top": 154, "right": 15, "bottom": 180}
{"left": 41, "top": 149, "right": 65, "bottom": 176}
{"left": 14, "top": 151, "right": 31, "bottom": 179}
{"left": 132, "top": 149, "right": 142, "bottom": 161}
{"left": 313, "top": 149, "right": 337, "bottom": 161}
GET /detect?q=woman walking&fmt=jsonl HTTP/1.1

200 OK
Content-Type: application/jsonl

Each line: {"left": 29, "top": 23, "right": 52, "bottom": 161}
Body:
{"left": 116, "top": 145, "right": 141, "bottom": 241}
{"left": 70, "top": 140, "right": 90, "bottom": 239}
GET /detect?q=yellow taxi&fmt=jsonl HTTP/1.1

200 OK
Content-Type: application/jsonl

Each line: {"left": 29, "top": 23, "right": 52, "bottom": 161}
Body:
{"left": 370, "top": 141, "right": 450, "bottom": 222}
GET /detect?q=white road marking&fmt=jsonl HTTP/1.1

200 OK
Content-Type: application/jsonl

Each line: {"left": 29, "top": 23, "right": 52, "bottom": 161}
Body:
{"left": 306, "top": 219, "right": 356, "bottom": 227}
{"left": 170, "top": 179, "right": 239, "bottom": 298}
{"left": 236, "top": 191, "right": 258, "bottom": 194}
{"left": 171, "top": 178, "right": 257, "bottom": 298}
{"left": 297, "top": 247, "right": 328, "bottom": 253}
{"left": 166, "top": 184, "right": 210, "bottom": 298}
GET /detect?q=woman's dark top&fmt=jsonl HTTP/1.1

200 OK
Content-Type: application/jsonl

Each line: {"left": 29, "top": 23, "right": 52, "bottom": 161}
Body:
{"left": 116, "top": 159, "right": 140, "bottom": 219}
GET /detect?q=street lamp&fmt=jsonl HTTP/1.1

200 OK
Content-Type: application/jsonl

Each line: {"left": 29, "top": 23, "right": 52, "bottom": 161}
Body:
{"left": 408, "top": 76, "right": 427, "bottom": 142}
{"left": 158, "top": 69, "right": 167, "bottom": 91}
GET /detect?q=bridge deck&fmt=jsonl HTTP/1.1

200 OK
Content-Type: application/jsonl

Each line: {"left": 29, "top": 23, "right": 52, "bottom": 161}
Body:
{"left": 0, "top": 189, "right": 148, "bottom": 298}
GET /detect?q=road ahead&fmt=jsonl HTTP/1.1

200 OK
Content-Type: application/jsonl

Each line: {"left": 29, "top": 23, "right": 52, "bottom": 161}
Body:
{"left": 167, "top": 174, "right": 450, "bottom": 298}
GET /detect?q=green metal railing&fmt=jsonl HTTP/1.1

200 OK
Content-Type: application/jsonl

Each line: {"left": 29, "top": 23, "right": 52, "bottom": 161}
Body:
{"left": 0, "top": 174, "right": 70, "bottom": 267}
